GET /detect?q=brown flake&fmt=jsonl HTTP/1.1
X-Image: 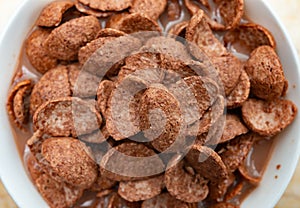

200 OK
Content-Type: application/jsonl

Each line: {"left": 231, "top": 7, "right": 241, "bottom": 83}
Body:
{"left": 78, "top": 0, "right": 132, "bottom": 11}
{"left": 78, "top": 37, "right": 117, "bottom": 65}
{"left": 211, "top": 54, "right": 242, "bottom": 96}
{"left": 91, "top": 174, "right": 117, "bottom": 192}
{"left": 226, "top": 69, "right": 250, "bottom": 109}
{"left": 139, "top": 85, "right": 185, "bottom": 152}
{"left": 36, "top": 173, "right": 84, "bottom": 208}
{"left": 242, "top": 98, "right": 297, "bottom": 136}
{"left": 118, "top": 175, "right": 164, "bottom": 202}
{"left": 7, "top": 79, "right": 33, "bottom": 130}
{"left": 30, "top": 65, "right": 71, "bottom": 115}
{"left": 96, "top": 80, "right": 115, "bottom": 117}
{"left": 185, "top": 144, "right": 229, "bottom": 182}
{"left": 218, "top": 114, "right": 248, "bottom": 144}
{"left": 108, "top": 193, "right": 141, "bottom": 208}
{"left": 186, "top": 10, "right": 227, "bottom": 58}
{"left": 141, "top": 192, "right": 190, "bottom": 208}
{"left": 106, "top": 13, "right": 162, "bottom": 34}
{"left": 220, "top": 133, "right": 256, "bottom": 172}
{"left": 210, "top": 202, "right": 238, "bottom": 208}
{"left": 68, "top": 64, "right": 100, "bottom": 98}
{"left": 44, "top": 16, "right": 101, "bottom": 61}
{"left": 106, "top": 76, "right": 146, "bottom": 140}
{"left": 244, "top": 46, "right": 287, "bottom": 100}
{"left": 75, "top": 0, "right": 115, "bottom": 17}
{"left": 209, "top": 0, "right": 244, "bottom": 30}
{"left": 130, "top": 0, "right": 167, "bottom": 20}
{"left": 36, "top": 1, "right": 74, "bottom": 27}
{"left": 142, "top": 36, "right": 191, "bottom": 61}
{"left": 41, "top": 137, "right": 98, "bottom": 188}
{"left": 25, "top": 29, "right": 58, "bottom": 74}
{"left": 79, "top": 128, "right": 110, "bottom": 144}
{"left": 100, "top": 142, "right": 165, "bottom": 181}
{"left": 168, "top": 21, "right": 188, "bottom": 37}
{"left": 169, "top": 76, "right": 218, "bottom": 125}
{"left": 224, "top": 23, "right": 276, "bottom": 55}
{"left": 96, "top": 28, "right": 126, "bottom": 39}
{"left": 33, "top": 97, "right": 102, "bottom": 137}
{"left": 208, "top": 173, "right": 235, "bottom": 202}
{"left": 165, "top": 156, "right": 209, "bottom": 203}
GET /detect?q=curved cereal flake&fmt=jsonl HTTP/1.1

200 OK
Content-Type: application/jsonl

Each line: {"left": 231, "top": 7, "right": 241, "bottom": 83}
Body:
{"left": 238, "top": 162, "right": 261, "bottom": 185}
{"left": 244, "top": 46, "right": 286, "bottom": 100}
{"left": 41, "top": 137, "right": 98, "bottom": 188}
{"left": 118, "top": 175, "right": 164, "bottom": 202}
{"left": 106, "top": 13, "right": 162, "bottom": 34}
{"left": 211, "top": 54, "right": 242, "bottom": 96}
{"left": 242, "top": 99, "right": 297, "bottom": 136}
{"left": 26, "top": 152, "right": 43, "bottom": 183}
{"left": 220, "top": 133, "right": 255, "bottom": 172}
{"left": 13, "top": 84, "right": 32, "bottom": 125}
{"left": 108, "top": 193, "right": 141, "bottom": 208}
{"left": 208, "top": 173, "right": 235, "bottom": 202}
{"left": 91, "top": 174, "right": 117, "bottom": 192}
{"left": 186, "top": 10, "right": 227, "bottom": 58}
{"left": 187, "top": 95, "right": 225, "bottom": 136}
{"left": 30, "top": 65, "right": 71, "bottom": 115}
{"left": 210, "top": 202, "right": 239, "bottom": 208}
{"left": 168, "top": 21, "right": 188, "bottom": 37}
{"left": 7, "top": 79, "right": 32, "bottom": 130}
{"left": 33, "top": 97, "right": 102, "bottom": 137}
{"left": 139, "top": 85, "right": 185, "bottom": 152}
{"left": 36, "top": 1, "right": 74, "bottom": 27}
{"left": 106, "top": 76, "right": 146, "bottom": 140}
{"left": 25, "top": 29, "right": 58, "bottom": 74}
{"left": 184, "top": 0, "right": 201, "bottom": 16}
{"left": 130, "top": 0, "right": 167, "bottom": 20}
{"left": 36, "top": 173, "right": 84, "bottom": 208}
{"left": 68, "top": 64, "right": 100, "bottom": 98}
{"left": 224, "top": 23, "right": 276, "bottom": 55}
{"left": 100, "top": 142, "right": 165, "bottom": 181}
{"left": 226, "top": 69, "right": 250, "bottom": 109}
{"left": 79, "top": 0, "right": 132, "bottom": 11}
{"left": 82, "top": 35, "right": 142, "bottom": 77}
{"left": 219, "top": 114, "right": 248, "bottom": 143}
{"left": 142, "top": 193, "right": 190, "bottom": 208}
{"left": 78, "top": 37, "right": 117, "bottom": 65}
{"left": 44, "top": 16, "right": 101, "bottom": 61}
{"left": 185, "top": 145, "right": 229, "bottom": 182}
{"left": 165, "top": 156, "right": 209, "bottom": 203}
{"left": 75, "top": 0, "right": 115, "bottom": 17}
{"left": 97, "top": 80, "right": 116, "bottom": 117}
{"left": 167, "top": 0, "right": 181, "bottom": 21}
{"left": 169, "top": 76, "right": 219, "bottom": 125}
{"left": 142, "top": 36, "right": 191, "bottom": 61}
{"left": 118, "top": 52, "right": 163, "bottom": 83}
{"left": 209, "top": 0, "right": 244, "bottom": 30}
{"left": 96, "top": 28, "right": 126, "bottom": 38}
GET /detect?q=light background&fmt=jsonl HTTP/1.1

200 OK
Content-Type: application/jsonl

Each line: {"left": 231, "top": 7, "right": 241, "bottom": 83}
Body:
{"left": 0, "top": 0, "right": 299, "bottom": 207}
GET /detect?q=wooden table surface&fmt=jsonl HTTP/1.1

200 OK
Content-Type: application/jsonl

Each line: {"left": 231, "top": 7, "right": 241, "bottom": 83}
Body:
{"left": 0, "top": 0, "right": 300, "bottom": 207}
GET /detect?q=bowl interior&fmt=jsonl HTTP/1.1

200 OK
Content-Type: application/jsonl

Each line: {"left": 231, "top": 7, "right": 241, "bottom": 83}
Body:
{"left": 0, "top": 0, "right": 299, "bottom": 207}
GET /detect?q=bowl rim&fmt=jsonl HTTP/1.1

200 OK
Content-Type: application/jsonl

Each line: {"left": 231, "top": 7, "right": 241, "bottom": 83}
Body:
{"left": 0, "top": 0, "right": 299, "bottom": 208}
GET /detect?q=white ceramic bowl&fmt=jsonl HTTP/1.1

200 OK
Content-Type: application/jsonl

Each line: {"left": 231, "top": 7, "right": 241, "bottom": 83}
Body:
{"left": 0, "top": 0, "right": 299, "bottom": 207}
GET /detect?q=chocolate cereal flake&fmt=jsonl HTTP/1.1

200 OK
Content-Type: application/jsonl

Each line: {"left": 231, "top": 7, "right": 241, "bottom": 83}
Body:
{"left": 44, "top": 16, "right": 101, "bottom": 61}
{"left": 242, "top": 98, "right": 297, "bottom": 136}
{"left": 36, "top": 0, "right": 74, "bottom": 27}
{"left": 141, "top": 193, "right": 190, "bottom": 208}
{"left": 79, "top": 0, "right": 132, "bottom": 11}
{"left": 41, "top": 137, "right": 98, "bottom": 188}
{"left": 118, "top": 175, "right": 164, "bottom": 202}
{"left": 130, "top": 0, "right": 167, "bottom": 20}
{"left": 165, "top": 156, "right": 209, "bottom": 203}
{"left": 25, "top": 29, "right": 58, "bottom": 74}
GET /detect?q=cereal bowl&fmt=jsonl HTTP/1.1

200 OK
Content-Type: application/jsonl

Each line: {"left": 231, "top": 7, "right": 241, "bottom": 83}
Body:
{"left": 0, "top": 0, "right": 300, "bottom": 208}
